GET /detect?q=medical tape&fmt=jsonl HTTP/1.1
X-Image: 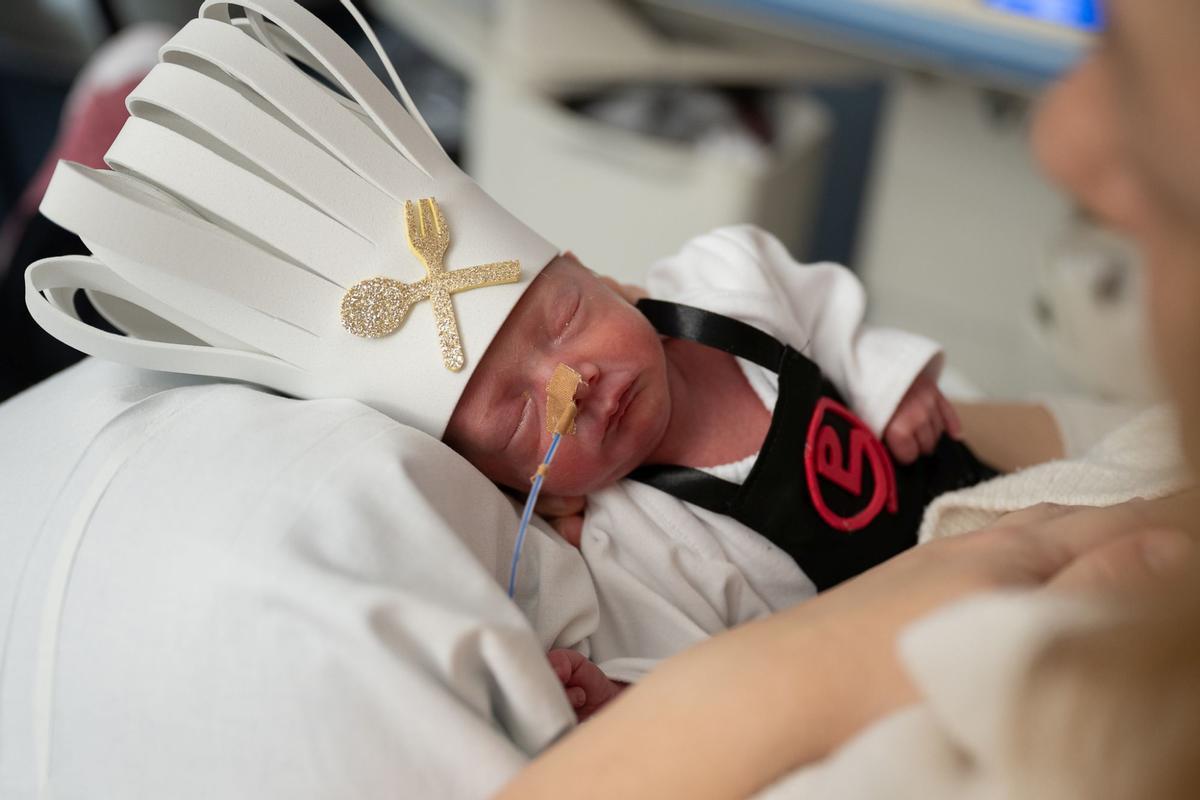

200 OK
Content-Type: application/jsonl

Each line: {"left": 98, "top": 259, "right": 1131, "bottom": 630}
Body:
{"left": 545, "top": 362, "right": 583, "bottom": 435}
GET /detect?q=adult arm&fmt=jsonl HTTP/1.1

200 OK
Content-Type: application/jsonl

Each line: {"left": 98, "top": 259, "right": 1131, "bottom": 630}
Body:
{"left": 954, "top": 401, "right": 1066, "bottom": 472}
{"left": 498, "top": 494, "right": 1194, "bottom": 799}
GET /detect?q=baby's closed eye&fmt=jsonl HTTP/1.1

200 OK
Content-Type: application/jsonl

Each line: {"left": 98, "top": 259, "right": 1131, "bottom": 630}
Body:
{"left": 551, "top": 289, "right": 581, "bottom": 342}
{"left": 507, "top": 391, "right": 534, "bottom": 448}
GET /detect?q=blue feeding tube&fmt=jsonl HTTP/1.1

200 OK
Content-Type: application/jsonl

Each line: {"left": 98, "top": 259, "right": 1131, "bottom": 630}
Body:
{"left": 507, "top": 430, "right": 567, "bottom": 598}
{"left": 507, "top": 361, "right": 582, "bottom": 599}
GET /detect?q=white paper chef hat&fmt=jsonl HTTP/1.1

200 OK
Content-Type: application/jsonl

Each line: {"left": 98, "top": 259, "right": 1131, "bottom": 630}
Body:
{"left": 24, "top": 0, "right": 559, "bottom": 437}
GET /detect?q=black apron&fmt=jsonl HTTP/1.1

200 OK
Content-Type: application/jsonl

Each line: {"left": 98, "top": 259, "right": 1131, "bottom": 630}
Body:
{"left": 629, "top": 300, "right": 998, "bottom": 591}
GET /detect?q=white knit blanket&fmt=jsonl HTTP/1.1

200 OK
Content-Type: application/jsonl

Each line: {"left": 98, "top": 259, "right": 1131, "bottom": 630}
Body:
{"left": 919, "top": 405, "right": 1192, "bottom": 542}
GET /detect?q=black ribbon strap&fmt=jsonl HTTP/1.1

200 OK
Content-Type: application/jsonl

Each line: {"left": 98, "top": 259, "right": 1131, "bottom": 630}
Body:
{"left": 626, "top": 463, "right": 742, "bottom": 516}
{"left": 636, "top": 299, "right": 787, "bottom": 373}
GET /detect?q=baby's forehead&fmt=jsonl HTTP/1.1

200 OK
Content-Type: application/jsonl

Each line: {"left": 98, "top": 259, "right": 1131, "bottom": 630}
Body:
{"left": 471, "top": 254, "right": 602, "bottom": 389}
{"left": 528, "top": 257, "right": 580, "bottom": 296}
{"left": 459, "top": 260, "right": 577, "bottom": 400}
{"left": 505, "top": 258, "right": 584, "bottom": 326}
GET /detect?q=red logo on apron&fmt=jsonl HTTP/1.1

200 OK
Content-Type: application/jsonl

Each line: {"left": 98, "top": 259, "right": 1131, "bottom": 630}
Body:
{"left": 804, "top": 397, "right": 899, "bottom": 532}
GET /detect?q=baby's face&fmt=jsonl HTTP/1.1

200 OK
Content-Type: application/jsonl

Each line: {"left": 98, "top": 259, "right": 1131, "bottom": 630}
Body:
{"left": 446, "top": 254, "right": 670, "bottom": 496}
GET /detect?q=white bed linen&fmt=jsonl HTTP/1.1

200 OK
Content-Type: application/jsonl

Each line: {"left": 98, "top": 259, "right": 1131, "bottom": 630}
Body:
{"left": 0, "top": 358, "right": 595, "bottom": 799}
{"left": 920, "top": 404, "right": 1188, "bottom": 541}
{"left": 4, "top": 361, "right": 1182, "bottom": 798}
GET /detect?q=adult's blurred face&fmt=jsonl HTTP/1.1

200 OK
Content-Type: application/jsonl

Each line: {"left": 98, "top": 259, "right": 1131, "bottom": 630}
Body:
{"left": 1033, "top": 0, "right": 1200, "bottom": 467}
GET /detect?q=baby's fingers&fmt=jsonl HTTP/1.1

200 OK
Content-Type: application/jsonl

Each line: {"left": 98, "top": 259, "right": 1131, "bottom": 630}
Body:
{"left": 886, "top": 425, "right": 920, "bottom": 464}
{"left": 547, "top": 648, "right": 590, "bottom": 683}
{"left": 920, "top": 389, "right": 947, "bottom": 451}
{"left": 915, "top": 420, "right": 939, "bottom": 455}
{"left": 888, "top": 429, "right": 921, "bottom": 465}
{"left": 938, "top": 393, "right": 963, "bottom": 440}
{"left": 564, "top": 686, "right": 587, "bottom": 709}
{"left": 547, "top": 649, "right": 574, "bottom": 683}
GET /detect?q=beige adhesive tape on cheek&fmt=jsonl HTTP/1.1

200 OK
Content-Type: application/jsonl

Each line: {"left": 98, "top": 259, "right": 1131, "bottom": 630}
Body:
{"left": 546, "top": 362, "right": 584, "bottom": 435}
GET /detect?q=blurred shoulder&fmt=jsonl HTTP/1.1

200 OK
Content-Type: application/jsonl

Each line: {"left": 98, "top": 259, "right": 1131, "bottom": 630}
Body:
{"left": 0, "top": 358, "right": 408, "bottom": 514}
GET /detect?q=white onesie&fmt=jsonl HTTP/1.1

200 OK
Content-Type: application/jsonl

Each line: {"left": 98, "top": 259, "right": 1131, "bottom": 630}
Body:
{"left": 578, "top": 226, "right": 942, "bottom": 682}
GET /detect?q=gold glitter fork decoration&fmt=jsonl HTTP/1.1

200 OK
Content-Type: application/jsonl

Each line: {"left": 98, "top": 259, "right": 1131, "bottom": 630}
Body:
{"left": 340, "top": 197, "right": 522, "bottom": 371}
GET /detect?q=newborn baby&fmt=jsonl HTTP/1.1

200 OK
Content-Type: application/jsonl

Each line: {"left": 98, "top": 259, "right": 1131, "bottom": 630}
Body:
{"left": 446, "top": 241, "right": 955, "bottom": 497}
{"left": 444, "top": 225, "right": 985, "bottom": 721}
{"left": 20, "top": 0, "right": 997, "bottom": 734}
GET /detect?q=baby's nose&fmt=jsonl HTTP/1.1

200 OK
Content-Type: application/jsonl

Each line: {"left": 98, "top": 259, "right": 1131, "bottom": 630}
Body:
{"left": 573, "top": 363, "right": 599, "bottom": 401}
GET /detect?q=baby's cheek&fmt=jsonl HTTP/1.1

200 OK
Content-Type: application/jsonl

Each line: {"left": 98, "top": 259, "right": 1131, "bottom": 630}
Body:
{"left": 543, "top": 450, "right": 602, "bottom": 496}
{"left": 548, "top": 457, "right": 592, "bottom": 495}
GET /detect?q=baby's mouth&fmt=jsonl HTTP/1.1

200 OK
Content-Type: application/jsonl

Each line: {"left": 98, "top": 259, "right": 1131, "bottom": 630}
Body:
{"left": 603, "top": 378, "right": 638, "bottom": 441}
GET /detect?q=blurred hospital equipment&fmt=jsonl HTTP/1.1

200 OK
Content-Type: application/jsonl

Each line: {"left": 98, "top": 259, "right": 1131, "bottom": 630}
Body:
{"left": 2, "top": 0, "right": 1143, "bottom": 401}
{"left": 368, "top": 0, "right": 1128, "bottom": 401}
{"left": 368, "top": 0, "right": 860, "bottom": 287}
{"left": 0, "top": 0, "right": 340, "bottom": 76}
{"left": 1035, "top": 218, "right": 1158, "bottom": 404}
{"left": 640, "top": 0, "right": 1106, "bottom": 399}
{"left": 471, "top": 81, "right": 831, "bottom": 284}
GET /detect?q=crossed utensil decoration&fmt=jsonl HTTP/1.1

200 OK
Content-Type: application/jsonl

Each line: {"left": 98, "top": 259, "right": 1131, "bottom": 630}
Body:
{"left": 340, "top": 197, "right": 522, "bottom": 371}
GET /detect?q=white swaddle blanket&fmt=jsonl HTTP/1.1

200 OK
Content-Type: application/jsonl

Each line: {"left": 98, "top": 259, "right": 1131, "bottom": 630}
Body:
{"left": 920, "top": 405, "right": 1190, "bottom": 542}
{"left": 0, "top": 359, "right": 599, "bottom": 799}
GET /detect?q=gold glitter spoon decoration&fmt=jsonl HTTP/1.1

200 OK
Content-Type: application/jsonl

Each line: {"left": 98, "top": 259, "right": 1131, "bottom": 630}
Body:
{"left": 340, "top": 197, "right": 522, "bottom": 371}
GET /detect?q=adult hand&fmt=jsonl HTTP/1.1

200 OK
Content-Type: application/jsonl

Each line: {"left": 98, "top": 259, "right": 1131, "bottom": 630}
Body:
{"left": 791, "top": 503, "right": 1188, "bottom": 737}
{"left": 993, "top": 501, "right": 1196, "bottom": 595}
{"left": 500, "top": 495, "right": 1192, "bottom": 800}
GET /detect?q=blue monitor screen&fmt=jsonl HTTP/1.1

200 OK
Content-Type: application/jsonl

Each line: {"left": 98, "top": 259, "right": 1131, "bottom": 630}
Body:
{"left": 985, "top": 0, "right": 1104, "bottom": 30}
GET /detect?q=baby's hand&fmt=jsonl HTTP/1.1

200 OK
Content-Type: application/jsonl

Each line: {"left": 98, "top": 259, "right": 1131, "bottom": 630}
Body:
{"left": 883, "top": 372, "right": 962, "bottom": 464}
{"left": 547, "top": 649, "right": 627, "bottom": 722}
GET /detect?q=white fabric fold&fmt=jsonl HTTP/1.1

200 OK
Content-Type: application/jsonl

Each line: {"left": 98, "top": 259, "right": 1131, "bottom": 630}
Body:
{"left": 920, "top": 405, "right": 1190, "bottom": 542}
{"left": 0, "top": 359, "right": 600, "bottom": 798}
